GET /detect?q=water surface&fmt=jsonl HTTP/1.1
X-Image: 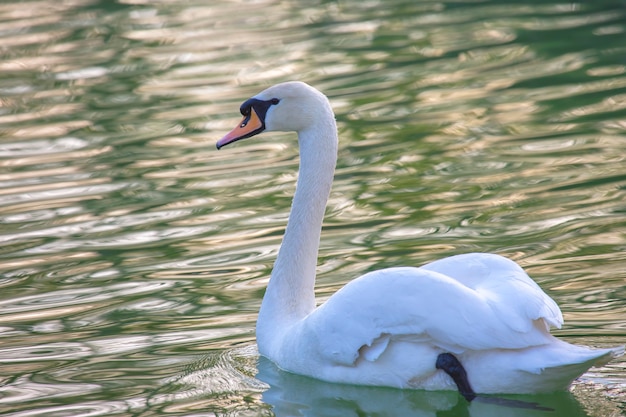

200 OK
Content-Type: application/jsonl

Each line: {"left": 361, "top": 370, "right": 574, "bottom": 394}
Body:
{"left": 0, "top": 0, "right": 625, "bottom": 416}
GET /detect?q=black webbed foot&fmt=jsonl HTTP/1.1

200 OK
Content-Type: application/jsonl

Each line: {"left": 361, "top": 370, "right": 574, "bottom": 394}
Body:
{"left": 435, "top": 352, "right": 476, "bottom": 402}
{"left": 435, "top": 353, "right": 555, "bottom": 411}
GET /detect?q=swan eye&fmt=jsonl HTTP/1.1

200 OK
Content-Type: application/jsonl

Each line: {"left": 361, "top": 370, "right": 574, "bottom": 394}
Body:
{"left": 238, "top": 106, "right": 252, "bottom": 128}
{"left": 271, "top": 98, "right": 280, "bottom": 105}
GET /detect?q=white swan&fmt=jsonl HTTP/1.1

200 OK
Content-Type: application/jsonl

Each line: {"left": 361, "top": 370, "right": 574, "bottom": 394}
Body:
{"left": 216, "top": 81, "right": 622, "bottom": 396}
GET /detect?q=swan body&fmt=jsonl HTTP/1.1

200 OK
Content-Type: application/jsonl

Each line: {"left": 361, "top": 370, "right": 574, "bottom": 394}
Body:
{"left": 216, "top": 81, "right": 622, "bottom": 395}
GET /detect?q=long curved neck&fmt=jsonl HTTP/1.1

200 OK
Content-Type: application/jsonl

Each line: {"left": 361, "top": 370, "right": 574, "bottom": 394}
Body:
{"left": 257, "top": 112, "right": 338, "bottom": 351}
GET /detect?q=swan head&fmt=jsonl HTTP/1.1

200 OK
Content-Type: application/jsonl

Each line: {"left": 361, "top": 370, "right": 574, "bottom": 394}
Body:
{"left": 216, "top": 81, "right": 332, "bottom": 149}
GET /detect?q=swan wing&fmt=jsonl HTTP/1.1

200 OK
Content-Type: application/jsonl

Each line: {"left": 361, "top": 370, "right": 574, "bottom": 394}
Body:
{"left": 304, "top": 253, "right": 562, "bottom": 366}
{"left": 421, "top": 253, "right": 563, "bottom": 330}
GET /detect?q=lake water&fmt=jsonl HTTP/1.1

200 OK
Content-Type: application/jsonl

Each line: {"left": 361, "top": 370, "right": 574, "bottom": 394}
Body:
{"left": 0, "top": 0, "right": 625, "bottom": 416}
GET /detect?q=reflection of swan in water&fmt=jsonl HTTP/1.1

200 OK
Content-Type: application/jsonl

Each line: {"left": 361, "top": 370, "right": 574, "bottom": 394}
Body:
{"left": 255, "top": 355, "right": 597, "bottom": 417}
{"left": 216, "top": 81, "right": 622, "bottom": 398}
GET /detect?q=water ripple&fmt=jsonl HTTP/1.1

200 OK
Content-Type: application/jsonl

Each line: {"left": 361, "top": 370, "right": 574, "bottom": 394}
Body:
{"left": 0, "top": 0, "right": 624, "bottom": 415}
{"left": 0, "top": 343, "right": 93, "bottom": 363}
{"left": 0, "top": 375, "right": 100, "bottom": 405}
{"left": 0, "top": 282, "right": 173, "bottom": 318}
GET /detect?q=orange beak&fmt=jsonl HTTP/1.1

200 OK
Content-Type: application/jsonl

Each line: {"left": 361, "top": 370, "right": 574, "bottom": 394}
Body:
{"left": 216, "top": 106, "right": 265, "bottom": 149}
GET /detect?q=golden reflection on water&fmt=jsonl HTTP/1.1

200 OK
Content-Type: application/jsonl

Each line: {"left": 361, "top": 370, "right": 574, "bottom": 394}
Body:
{"left": 0, "top": 0, "right": 625, "bottom": 415}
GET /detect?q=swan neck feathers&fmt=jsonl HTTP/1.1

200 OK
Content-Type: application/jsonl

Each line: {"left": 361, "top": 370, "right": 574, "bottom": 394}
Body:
{"left": 256, "top": 83, "right": 338, "bottom": 353}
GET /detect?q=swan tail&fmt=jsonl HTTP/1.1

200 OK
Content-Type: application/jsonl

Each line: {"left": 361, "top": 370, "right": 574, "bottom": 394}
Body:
{"left": 605, "top": 344, "right": 626, "bottom": 361}
{"left": 520, "top": 344, "right": 623, "bottom": 393}
{"left": 467, "top": 342, "right": 623, "bottom": 394}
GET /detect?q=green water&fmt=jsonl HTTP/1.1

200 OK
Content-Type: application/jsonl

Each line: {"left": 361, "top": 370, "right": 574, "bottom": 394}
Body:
{"left": 0, "top": 0, "right": 625, "bottom": 416}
